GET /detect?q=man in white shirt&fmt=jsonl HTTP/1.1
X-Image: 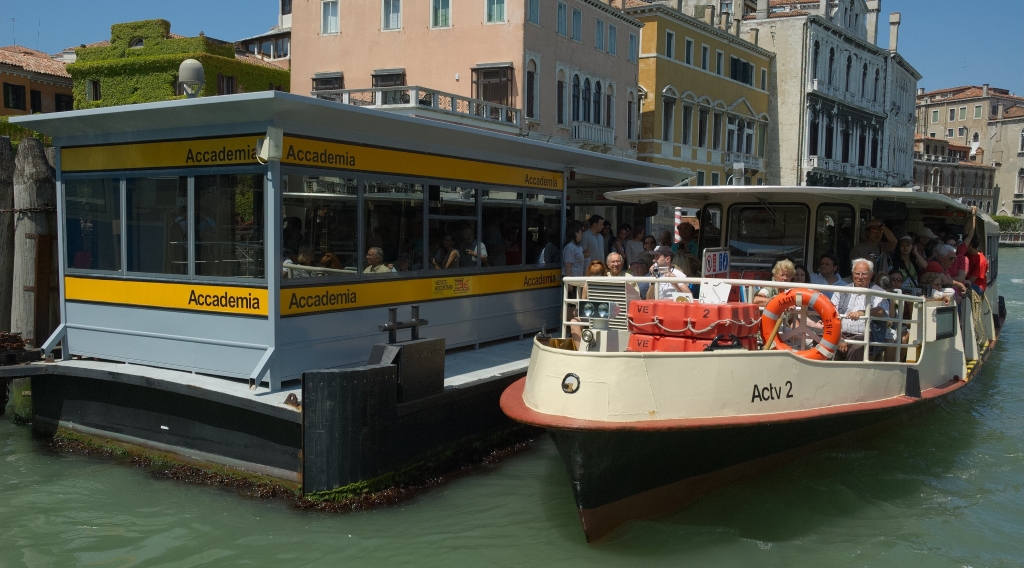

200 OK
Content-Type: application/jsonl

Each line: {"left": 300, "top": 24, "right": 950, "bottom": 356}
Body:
{"left": 580, "top": 215, "right": 605, "bottom": 266}
{"left": 646, "top": 246, "right": 691, "bottom": 300}
{"left": 830, "top": 258, "right": 888, "bottom": 361}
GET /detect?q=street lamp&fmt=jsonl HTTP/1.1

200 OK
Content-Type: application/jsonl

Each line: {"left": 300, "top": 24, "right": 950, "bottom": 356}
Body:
{"left": 178, "top": 59, "right": 205, "bottom": 98}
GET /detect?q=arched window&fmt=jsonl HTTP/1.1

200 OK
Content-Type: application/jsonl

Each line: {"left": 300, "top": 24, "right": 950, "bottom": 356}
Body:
{"left": 556, "top": 69, "right": 567, "bottom": 124}
{"left": 812, "top": 41, "right": 820, "bottom": 80}
{"left": 582, "top": 78, "right": 591, "bottom": 123}
{"left": 593, "top": 81, "right": 602, "bottom": 125}
{"left": 571, "top": 75, "right": 580, "bottom": 121}
{"left": 1019, "top": 130, "right": 1024, "bottom": 152}
{"left": 845, "top": 55, "right": 852, "bottom": 91}
{"left": 828, "top": 48, "right": 835, "bottom": 85}
{"left": 605, "top": 84, "right": 614, "bottom": 129}
{"left": 627, "top": 91, "right": 636, "bottom": 139}
{"left": 860, "top": 64, "right": 868, "bottom": 96}
{"left": 873, "top": 69, "right": 879, "bottom": 102}
{"left": 525, "top": 60, "right": 538, "bottom": 119}
{"left": 1017, "top": 168, "right": 1024, "bottom": 194}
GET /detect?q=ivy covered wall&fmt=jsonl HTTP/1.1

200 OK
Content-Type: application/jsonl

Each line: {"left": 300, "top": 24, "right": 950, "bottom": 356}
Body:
{"left": 68, "top": 19, "right": 289, "bottom": 109}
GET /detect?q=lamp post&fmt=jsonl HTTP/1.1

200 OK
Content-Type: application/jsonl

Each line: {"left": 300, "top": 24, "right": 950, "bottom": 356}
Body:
{"left": 178, "top": 59, "right": 205, "bottom": 98}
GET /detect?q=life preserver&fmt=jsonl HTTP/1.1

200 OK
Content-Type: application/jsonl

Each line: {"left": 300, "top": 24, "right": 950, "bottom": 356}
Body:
{"left": 760, "top": 288, "right": 841, "bottom": 360}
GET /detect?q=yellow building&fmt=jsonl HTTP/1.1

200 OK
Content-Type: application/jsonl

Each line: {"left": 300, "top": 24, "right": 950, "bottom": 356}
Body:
{"left": 625, "top": 2, "right": 773, "bottom": 185}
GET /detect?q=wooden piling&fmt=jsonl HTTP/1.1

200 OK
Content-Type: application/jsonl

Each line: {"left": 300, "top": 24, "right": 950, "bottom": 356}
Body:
{"left": 11, "top": 138, "right": 57, "bottom": 348}
{"left": 11, "top": 377, "right": 32, "bottom": 424}
{"left": 0, "top": 137, "right": 14, "bottom": 333}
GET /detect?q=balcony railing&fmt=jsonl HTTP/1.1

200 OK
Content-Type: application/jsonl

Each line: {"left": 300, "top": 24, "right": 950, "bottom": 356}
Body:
{"left": 724, "top": 152, "right": 763, "bottom": 172}
{"left": 809, "top": 79, "right": 884, "bottom": 114}
{"left": 570, "top": 121, "right": 614, "bottom": 146}
{"left": 913, "top": 152, "right": 960, "bottom": 164}
{"left": 312, "top": 86, "right": 521, "bottom": 128}
{"left": 806, "top": 156, "right": 885, "bottom": 179}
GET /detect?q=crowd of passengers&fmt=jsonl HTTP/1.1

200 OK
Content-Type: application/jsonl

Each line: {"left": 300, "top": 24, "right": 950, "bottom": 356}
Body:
{"left": 566, "top": 207, "right": 991, "bottom": 362}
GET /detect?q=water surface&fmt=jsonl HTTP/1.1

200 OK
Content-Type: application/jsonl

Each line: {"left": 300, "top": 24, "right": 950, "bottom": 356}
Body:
{"left": 2, "top": 249, "right": 1022, "bottom": 567}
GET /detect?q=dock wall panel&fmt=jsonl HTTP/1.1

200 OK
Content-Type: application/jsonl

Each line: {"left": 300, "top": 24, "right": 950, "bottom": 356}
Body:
{"left": 33, "top": 374, "right": 302, "bottom": 473}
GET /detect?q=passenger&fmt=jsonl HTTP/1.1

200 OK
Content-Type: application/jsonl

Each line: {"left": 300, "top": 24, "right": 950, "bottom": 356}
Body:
{"left": 390, "top": 253, "right": 411, "bottom": 272}
{"left": 601, "top": 221, "right": 614, "bottom": 256}
{"left": 754, "top": 259, "right": 796, "bottom": 307}
{"left": 646, "top": 246, "right": 690, "bottom": 300}
{"left": 830, "top": 259, "right": 889, "bottom": 362}
{"left": 432, "top": 234, "right": 460, "bottom": 270}
{"left": 965, "top": 235, "right": 989, "bottom": 294}
{"left": 944, "top": 239, "right": 968, "bottom": 284}
{"left": 290, "top": 246, "right": 318, "bottom": 278}
{"left": 281, "top": 248, "right": 297, "bottom": 278}
{"left": 642, "top": 235, "right": 658, "bottom": 254}
{"left": 461, "top": 226, "right": 488, "bottom": 267}
{"left": 537, "top": 228, "right": 560, "bottom": 266}
{"left": 658, "top": 229, "right": 673, "bottom": 247}
{"left": 793, "top": 263, "right": 809, "bottom": 284}
{"left": 885, "top": 269, "right": 904, "bottom": 291}
{"left": 364, "top": 247, "right": 391, "bottom": 274}
{"left": 810, "top": 253, "right": 847, "bottom": 286}
{"left": 675, "top": 252, "right": 702, "bottom": 296}
{"left": 606, "top": 252, "right": 630, "bottom": 277}
{"left": 672, "top": 222, "right": 698, "bottom": 256}
{"left": 918, "top": 272, "right": 954, "bottom": 302}
{"left": 623, "top": 227, "right": 646, "bottom": 266}
{"left": 581, "top": 215, "right": 605, "bottom": 266}
{"left": 630, "top": 260, "right": 651, "bottom": 298}
{"left": 850, "top": 219, "right": 896, "bottom": 273}
{"left": 562, "top": 220, "right": 586, "bottom": 298}
{"left": 925, "top": 245, "right": 968, "bottom": 296}
{"left": 609, "top": 224, "right": 630, "bottom": 259}
{"left": 891, "top": 235, "right": 926, "bottom": 290}
{"left": 319, "top": 252, "right": 343, "bottom": 270}
{"left": 579, "top": 261, "right": 609, "bottom": 300}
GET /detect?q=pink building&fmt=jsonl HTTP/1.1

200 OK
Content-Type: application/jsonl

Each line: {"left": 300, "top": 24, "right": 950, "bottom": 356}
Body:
{"left": 290, "top": 0, "right": 643, "bottom": 157}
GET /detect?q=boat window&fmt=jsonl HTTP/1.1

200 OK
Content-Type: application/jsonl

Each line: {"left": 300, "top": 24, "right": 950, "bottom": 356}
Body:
{"left": 64, "top": 178, "right": 121, "bottom": 272}
{"left": 697, "top": 203, "right": 722, "bottom": 255}
{"left": 526, "top": 193, "right": 562, "bottom": 265}
{"left": 365, "top": 180, "right": 425, "bottom": 273}
{"left": 281, "top": 174, "right": 358, "bottom": 279}
{"left": 429, "top": 184, "right": 477, "bottom": 217}
{"left": 429, "top": 218, "right": 477, "bottom": 270}
{"left": 814, "top": 204, "right": 855, "bottom": 277}
{"left": 194, "top": 174, "right": 265, "bottom": 279}
{"left": 481, "top": 189, "right": 524, "bottom": 267}
{"left": 126, "top": 176, "right": 188, "bottom": 276}
{"left": 727, "top": 203, "right": 808, "bottom": 269}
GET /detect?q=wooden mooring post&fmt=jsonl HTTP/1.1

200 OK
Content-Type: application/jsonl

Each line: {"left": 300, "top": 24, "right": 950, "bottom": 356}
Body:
{"left": 0, "top": 137, "right": 14, "bottom": 333}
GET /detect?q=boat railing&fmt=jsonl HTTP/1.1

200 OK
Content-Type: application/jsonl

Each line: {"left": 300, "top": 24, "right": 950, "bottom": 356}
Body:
{"left": 561, "top": 276, "right": 930, "bottom": 364}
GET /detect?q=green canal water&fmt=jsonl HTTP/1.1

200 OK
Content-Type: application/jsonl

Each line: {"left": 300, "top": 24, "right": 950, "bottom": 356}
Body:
{"left": 3, "top": 250, "right": 1023, "bottom": 567}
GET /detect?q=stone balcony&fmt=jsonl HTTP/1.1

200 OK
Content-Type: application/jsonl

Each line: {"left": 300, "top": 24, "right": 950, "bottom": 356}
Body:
{"left": 312, "top": 86, "right": 521, "bottom": 132}
{"left": 809, "top": 79, "right": 884, "bottom": 114}
{"left": 570, "top": 121, "right": 615, "bottom": 146}
{"left": 806, "top": 156, "right": 886, "bottom": 180}
{"left": 913, "top": 152, "right": 960, "bottom": 164}
{"left": 725, "top": 151, "right": 763, "bottom": 172}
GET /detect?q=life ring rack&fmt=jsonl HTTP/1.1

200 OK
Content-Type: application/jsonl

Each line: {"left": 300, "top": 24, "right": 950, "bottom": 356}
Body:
{"left": 760, "top": 288, "right": 842, "bottom": 360}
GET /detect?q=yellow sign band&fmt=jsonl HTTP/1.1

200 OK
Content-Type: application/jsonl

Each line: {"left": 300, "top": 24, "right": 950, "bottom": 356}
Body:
{"left": 280, "top": 269, "right": 562, "bottom": 316}
{"left": 60, "top": 135, "right": 564, "bottom": 191}
{"left": 65, "top": 276, "right": 269, "bottom": 317}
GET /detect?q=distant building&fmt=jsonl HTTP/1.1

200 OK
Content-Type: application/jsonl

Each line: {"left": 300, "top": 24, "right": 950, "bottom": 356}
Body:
{"left": 236, "top": 0, "right": 292, "bottom": 70}
{"left": 0, "top": 45, "right": 73, "bottom": 116}
{"left": 915, "top": 85, "right": 1024, "bottom": 217}
{"left": 913, "top": 135, "right": 996, "bottom": 213}
{"left": 290, "top": 0, "right": 643, "bottom": 158}
{"left": 740, "top": 0, "right": 920, "bottom": 187}
{"left": 625, "top": 1, "right": 773, "bottom": 186}
{"left": 67, "top": 19, "right": 290, "bottom": 109}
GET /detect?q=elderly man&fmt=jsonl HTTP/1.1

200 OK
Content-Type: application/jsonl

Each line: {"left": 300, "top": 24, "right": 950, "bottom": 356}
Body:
{"left": 924, "top": 245, "right": 968, "bottom": 296}
{"left": 606, "top": 252, "right": 630, "bottom": 277}
{"left": 363, "top": 247, "right": 391, "bottom": 274}
{"left": 830, "top": 258, "right": 889, "bottom": 361}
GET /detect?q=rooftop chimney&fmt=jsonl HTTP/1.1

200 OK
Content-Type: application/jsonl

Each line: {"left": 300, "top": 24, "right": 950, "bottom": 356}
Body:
{"left": 917, "top": 87, "right": 924, "bottom": 96}
{"left": 720, "top": 11, "right": 731, "bottom": 32}
{"left": 888, "top": 12, "right": 900, "bottom": 52}
{"left": 756, "top": 0, "right": 768, "bottom": 20}
{"left": 865, "top": 0, "right": 881, "bottom": 45}
{"left": 748, "top": 28, "right": 760, "bottom": 45}
{"left": 982, "top": 84, "right": 989, "bottom": 97}
{"left": 997, "top": 102, "right": 1004, "bottom": 119}
{"left": 704, "top": 5, "right": 716, "bottom": 25}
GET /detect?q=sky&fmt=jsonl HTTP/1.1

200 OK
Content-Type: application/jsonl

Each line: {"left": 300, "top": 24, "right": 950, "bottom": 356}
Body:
{"left": 0, "top": 0, "right": 1021, "bottom": 95}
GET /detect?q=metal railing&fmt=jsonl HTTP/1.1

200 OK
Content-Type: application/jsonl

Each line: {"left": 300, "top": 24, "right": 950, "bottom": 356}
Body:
{"left": 561, "top": 275, "right": 929, "bottom": 364}
{"left": 312, "top": 85, "right": 521, "bottom": 127}
{"left": 913, "top": 152, "right": 960, "bottom": 163}
{"left": 999, "top": 232, "right": 1024, "bottom": 245}
{"left": 570, "top": 121, "right": 614, "bottom": 145}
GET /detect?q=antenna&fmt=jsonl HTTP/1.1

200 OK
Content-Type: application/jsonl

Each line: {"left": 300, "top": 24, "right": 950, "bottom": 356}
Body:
{"left": 36, "top": 19, "right": 40, "bottom": 50}
{"left": 11, "top": 18, "right": 15, "bottom": 46}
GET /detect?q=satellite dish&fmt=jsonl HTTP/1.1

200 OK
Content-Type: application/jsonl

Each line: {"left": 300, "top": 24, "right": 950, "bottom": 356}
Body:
{"left": 178, "top": 59, "right": 205, "bottom": 98}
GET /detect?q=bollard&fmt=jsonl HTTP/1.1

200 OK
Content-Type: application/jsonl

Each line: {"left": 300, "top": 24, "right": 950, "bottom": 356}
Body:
{"left": 11, "top": 377, "right": 32, "bottom": 424}
{"left": 0, "top": 137, "right": 14, "bottom": 332}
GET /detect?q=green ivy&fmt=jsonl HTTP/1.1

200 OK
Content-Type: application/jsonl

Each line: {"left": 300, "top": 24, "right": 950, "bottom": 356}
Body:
{"left": 992, "top": 215, "right": 1023, "bottom": 232}
{"left": 0, "top": 116, "right": 52, "bottom": 149}
{"left": 75, "top": 20, "right": 234, "bottom": 64}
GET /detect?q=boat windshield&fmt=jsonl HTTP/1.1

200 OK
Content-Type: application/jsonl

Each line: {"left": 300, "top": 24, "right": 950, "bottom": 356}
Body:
{"left": 727, "top": 203, "right": 808, "bottom": 269}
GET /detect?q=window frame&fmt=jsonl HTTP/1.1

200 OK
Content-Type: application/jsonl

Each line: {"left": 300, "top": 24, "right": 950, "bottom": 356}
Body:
{"left": 974, "top": 104, "right": 982, "bottom": 119}
{"left": 608, "top": 24, "right": 617, "bottom": 55}
{"left": 727, "top": 202, "right": 811, "bottom": 270}
{"left": 665, "top": 30, "right": 675, "bottom": 59}
{"left": 716, "top": 50, "right": 724, "bottom": 75}
{"left": 526, "top": 0, "right": 540, "bottom": 25}
{"left": 431, "top": 0, "right": 452, "bottom": 28}
{"left": 684, "top": 38, "right": 694, "bottom": 65}
{"left": 557, "top": 2, "right": 567, "bottom": 36}
{"left": 321, "top": 0, "right": 340, "bottom": 35}
{"left": 485, "top": 0, "right": 506, "bottom": 24}
{"left": 701, "top": 44, "right": 709, "bottom": 71}
{"left": 595, "top": 18, "right": 605, "bottom": 50}
{"left": 571, "top": 8, "right": 582, "bottom": 41}
{"left": 382, "top": 0, "right": 402, "bottom": 30}
{"left": 628, "top": 33, "right": 638, "bottom": 63}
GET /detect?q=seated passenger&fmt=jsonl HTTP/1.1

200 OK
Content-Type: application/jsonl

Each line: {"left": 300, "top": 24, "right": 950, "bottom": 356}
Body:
{"left": 432, "top": 234, "right": 460, "bottom": 270}
{"left": 923, "top": 245, "right": 968, "bottom": 297}
{"left": 364, "top": 247, "right": 391, "bottom": 274}
{"left": 793, "top": 263, "right": 809, "bottom": 284}
{"left": 605, "top": 252, "right": 630, "bottom": 277}
{"left": 320, "top": 252, "right": 343, "bottom": 270}
{"left": 809, "top": 253, "right": 847, "bottom": 286}
{"left": 580, "top": 261, "right": 608, "bottom": 300}
{"left": 630, "top": 260, "right": 651, "bottom": 298}
{"left": 290, "top": 247, "right": 318, "bottom": 278}
{"left": 754, "top": 259, "right": 795, "bottom": 307}
{"left": 390, "top": 253, "right": 412, "bottom": 272}
{"left": 646, "top": 246, "right": 690, "bottom": 300}
{"left": 830, "top": 259, "right": 889, "bottom": 362}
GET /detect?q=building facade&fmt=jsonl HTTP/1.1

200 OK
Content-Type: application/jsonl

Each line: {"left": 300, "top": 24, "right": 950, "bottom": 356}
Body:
{"left": 236, "top": 0, "right": 292, "bottom": 70}
{"left": 987, "top": 105, "right": 1024, "bottom": 216}
{"left": 626, "top": 1, "right": 773, "bottom": 186}
{"left": 740, "top": 0, "right": 920, "bottom": 187}
{"left": 67, "top": 20, "right": 290, "bottom": 109}
{"left": 0, "top": 46, "right": 73, "bottom": 116}
{"left": 290, "top": 0, "right": 643, "bottom": 157}
{"left": 913, "top": 136, "right": 996, "bottom": 213}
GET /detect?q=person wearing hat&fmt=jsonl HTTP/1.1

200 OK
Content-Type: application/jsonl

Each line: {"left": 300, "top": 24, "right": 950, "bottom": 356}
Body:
{"left": 646, "top": 245, "right": 690, "bottom": 300}
{"left": 850, "top": 219, "right": 896, "bottom": 273}
{"left": 923, "top": 246, "right": 967, "bottom": 296}
{"left": 891, "top": 234, "right": 927, "bottom": 291}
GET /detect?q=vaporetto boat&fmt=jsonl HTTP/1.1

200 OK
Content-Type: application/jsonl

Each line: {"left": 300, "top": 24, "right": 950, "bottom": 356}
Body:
{"left": 501, "top": 185, "right": 1005, "bottom": 541}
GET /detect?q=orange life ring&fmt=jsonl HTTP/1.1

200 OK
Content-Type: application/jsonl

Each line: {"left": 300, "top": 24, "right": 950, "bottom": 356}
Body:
{"left": 760, "top": 288, "right": 841, "bottom": 360}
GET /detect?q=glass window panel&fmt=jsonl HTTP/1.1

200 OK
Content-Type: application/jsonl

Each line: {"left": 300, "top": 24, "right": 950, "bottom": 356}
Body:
{"left": 526, "top": 193, "right": 562, "bottom": 266}
{"left": 429, "top": 219, "right": 477, "bottom": 270}
{"left": 282, "top": 174, "right": 358, "bottom": 279}
{"left": 428, "top": 184, "right": 476, "bottom": 217}
{"left": 698, "top": 204, "right": 722, "bottom": 254}
{"left": 728, "top": 204, "right": 808, "bottom": 270}
{"left": 194, "top": 174, "right": 265, "bottom": 279}
{"left": 481, "top": 189, "right": 523, "bottom": 267}
{"left": 126, "top": 176, "right": 188, "bottom": 275}
{"left": 65, "top": 178, "right": 121, "bottom": 271}
{"left": 814, "top": 204, "right": 855, "bottom": 277}
{"left": 364, "top": 180, "right": 424, "bottom": 272}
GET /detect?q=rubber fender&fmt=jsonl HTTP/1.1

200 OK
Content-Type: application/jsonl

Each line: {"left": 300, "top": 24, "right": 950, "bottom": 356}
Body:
{"left": 627, "top": 300, "right": 761, "bottom": 339}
